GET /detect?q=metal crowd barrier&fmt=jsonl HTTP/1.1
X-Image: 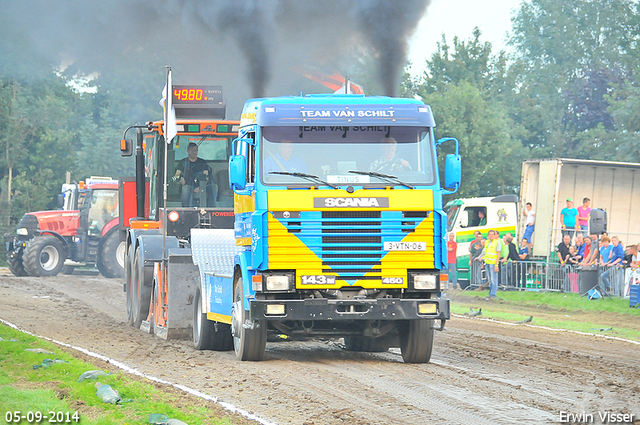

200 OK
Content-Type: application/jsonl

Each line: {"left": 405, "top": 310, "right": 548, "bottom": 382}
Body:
{"left": 463, "top": 260, "right": 635, "bottom": 298}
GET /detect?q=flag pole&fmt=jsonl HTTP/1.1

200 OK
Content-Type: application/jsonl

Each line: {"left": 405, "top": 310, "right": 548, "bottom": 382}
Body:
{"left": 163, "top": 66, "right": 171, "bottom": 262}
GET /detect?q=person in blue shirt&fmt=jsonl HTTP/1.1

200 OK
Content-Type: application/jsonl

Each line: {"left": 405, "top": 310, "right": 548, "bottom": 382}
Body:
{"left": 264, "top": 140, "right": 308, "bottom": 175}
{"left": 600, "top": 236, "right": 625, "bottom": 292}
{"left": 560, "top": 198, "right": 579, "bottom": 241}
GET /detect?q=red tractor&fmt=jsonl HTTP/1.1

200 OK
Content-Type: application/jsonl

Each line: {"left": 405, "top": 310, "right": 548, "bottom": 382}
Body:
{"left": 4, "top": 178, "right": 125, "bottom": 278}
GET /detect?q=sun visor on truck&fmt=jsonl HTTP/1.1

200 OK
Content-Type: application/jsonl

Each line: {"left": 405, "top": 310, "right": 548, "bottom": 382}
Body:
{"left": 491, "top": 194, "right": 518, "bottom": 203}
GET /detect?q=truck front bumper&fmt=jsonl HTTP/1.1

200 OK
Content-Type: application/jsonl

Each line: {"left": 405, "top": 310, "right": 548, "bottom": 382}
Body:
{"left": 250, "top": 297, "right": 450, "bottom": 322}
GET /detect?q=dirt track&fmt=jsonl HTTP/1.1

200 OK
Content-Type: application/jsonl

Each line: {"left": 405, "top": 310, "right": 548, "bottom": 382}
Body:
{"left": 0, "top": 270, "right": 638, "bottom": 424}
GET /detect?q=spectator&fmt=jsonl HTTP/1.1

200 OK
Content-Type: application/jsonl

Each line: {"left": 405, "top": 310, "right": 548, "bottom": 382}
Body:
{"left": 560, "top": 198, "right": 579, "bottom": 241}
{"left": 480, "top": 229, "right": 502, "bottom": 299}
{"left": 522, "top": 202, "right": 536, "bottom": 243}
{"left": 447, "top": 233, "right": 458, "bottom": 290}
{"left": 469, "top": 231, "right": 484, "bottom": 288}
{"left": 518, "top": 238, "right": 530, "bottom": 288}
{"left": 574, "top": 233, "right": 585, "bottom": 263}
{"left": 501, "top": 234, "right": 519, "bottom": 287}
{"left": 567, "top": 246, "right": 580, "bottom": 265}
{"left": 600, "top": 236, "right": 623, "bottom": 292}
{"left": 577, "top": 198, "right": 591, "bottom": 233}
{"left": 599, "top": 236, "right": 613, "bottom": 266}
{"left": 581, "top": 233, "right": 600, "bottom": 266}
{"left": 556, "top": 234, "right": 571, "bottom": 265}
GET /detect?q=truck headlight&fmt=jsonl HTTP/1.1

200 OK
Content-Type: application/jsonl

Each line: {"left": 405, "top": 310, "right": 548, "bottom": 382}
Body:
{"left": 413, "top": 275, "right": 437, "bottom": 290}
{"left": 266, "top": 275, "right": 290, "bottom": 291}
{"left": 16, "top": 228, "right": 29, "bottom": 236}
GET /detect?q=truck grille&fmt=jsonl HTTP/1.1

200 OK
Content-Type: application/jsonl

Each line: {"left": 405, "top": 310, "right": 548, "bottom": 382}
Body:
{"left": 270, "top": 210, "right": 435, "bottom": 282}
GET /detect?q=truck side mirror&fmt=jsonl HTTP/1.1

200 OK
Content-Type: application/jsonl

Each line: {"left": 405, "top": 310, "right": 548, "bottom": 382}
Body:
{"left": 57, "top": 194, "right": 64, "bottom": 209}
{"left": 460, "top": 212, "right": 469, "bottom": 228}
{"left": 120, "top": 138, "right": 133, "bottom": 157}
{"left": 229, "top": 155, "right": 247, "bottom": 190}
{"left": 590, "top": 208, "right": 607, "bottom": 234}
{"left": 444, "top": 154, "right": 461, "bottom": 191}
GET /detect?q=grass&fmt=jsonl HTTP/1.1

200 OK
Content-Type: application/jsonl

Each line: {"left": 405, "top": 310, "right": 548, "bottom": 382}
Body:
{"left": 0, "top": 324, "right": 245, "bottom": 425}
{"left": 449, "top": 289, "right": 640, "bottom": 342}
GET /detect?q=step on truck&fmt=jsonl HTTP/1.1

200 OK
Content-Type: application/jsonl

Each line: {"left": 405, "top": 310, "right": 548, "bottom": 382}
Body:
{"left": 5, "top": 177, "right": 125, "bottom": 278}
{"left": 123, "top": 88, "right": 461, "bottom": 363}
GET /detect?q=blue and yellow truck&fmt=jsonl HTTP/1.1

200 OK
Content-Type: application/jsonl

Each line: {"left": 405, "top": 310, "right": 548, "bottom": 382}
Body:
{"left": 123, "top": 89, "right": 460, "bottom": 364}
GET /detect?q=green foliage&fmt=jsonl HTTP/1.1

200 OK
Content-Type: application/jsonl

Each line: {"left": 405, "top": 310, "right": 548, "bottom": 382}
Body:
{"left": 415, "top": 29, "right": 529, "bottom": 197}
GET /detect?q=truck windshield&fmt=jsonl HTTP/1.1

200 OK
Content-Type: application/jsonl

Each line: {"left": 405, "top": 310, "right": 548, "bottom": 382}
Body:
{"left": 445, "top": 204, "right": 460, "bottom": 232}
{"left": 260, "top": 126, "right": 435, "bottom": 186}
{"left": 87, "top": 189, "right": 119, "bottom": 236}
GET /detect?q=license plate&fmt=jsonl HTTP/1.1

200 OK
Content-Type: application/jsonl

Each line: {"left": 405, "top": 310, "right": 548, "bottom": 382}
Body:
{"left": 301, "top": 275, "right": 336, "bottom": 285}
{"left": 383, "top": 241, "right": 426, "bottom": 251}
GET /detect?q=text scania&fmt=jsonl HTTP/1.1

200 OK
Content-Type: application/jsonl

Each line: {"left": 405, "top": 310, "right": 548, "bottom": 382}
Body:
{"left": 300, "top": 110, "right": 395, "bottom": 118}
{"left": 314, "top": 197, "right": 390, "bottom": 208}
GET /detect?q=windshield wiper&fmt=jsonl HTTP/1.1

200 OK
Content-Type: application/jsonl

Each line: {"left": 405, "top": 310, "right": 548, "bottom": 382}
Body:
{"left": 348, "top": 170, "right": 414, "bottom": 189}
{"left": 269, "top": 171, "right": 339, "bottom": 189}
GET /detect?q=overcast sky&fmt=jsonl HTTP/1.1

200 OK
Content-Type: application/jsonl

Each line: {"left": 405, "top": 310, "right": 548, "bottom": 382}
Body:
{"left": 408, "top": 0, "right": 523, "bottom": 76}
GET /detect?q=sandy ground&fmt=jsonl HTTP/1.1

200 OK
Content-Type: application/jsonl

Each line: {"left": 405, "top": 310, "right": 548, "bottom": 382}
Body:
{"left": 0, "top": 269, "right": 638, "bottom": 425}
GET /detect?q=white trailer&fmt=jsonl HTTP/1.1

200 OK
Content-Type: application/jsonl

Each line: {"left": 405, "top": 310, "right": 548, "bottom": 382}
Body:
{"left": 520, "top": 158, "right": 640, "bottom": 257}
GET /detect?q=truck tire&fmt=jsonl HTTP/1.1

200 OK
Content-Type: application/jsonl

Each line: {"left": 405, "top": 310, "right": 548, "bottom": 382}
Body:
{"left": 344, "top": 336, "right": 388, "bottom": 352}
{"left": 125, "top": 244, "right": 134, "bottom": 326}
{"left": 231, "top": 275, "right": 267, "bottom": 361}
{"left": 23, "top": 236, "right": 65, "bottom": 277}
{"left": 97, "top": 230, "right": 125, "bottom": 279}
{"left": 132, "top": 247, "right": 152, "bottom": 329}
{"left": 7, "top": 249, "right": 28, "bottom": 277}
{"left": 398, "top": 319, "right": 434, "bottom": 363}
{"left": 193, "top": 286, "right": 233, "bottom": 351}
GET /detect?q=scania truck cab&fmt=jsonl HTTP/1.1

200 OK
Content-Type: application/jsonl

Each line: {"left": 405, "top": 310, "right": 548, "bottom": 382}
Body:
{"left": 210, "top": 94, "right": 461, "bottom": 362}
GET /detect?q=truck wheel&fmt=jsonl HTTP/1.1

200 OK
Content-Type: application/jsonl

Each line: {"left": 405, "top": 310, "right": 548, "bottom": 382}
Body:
{"left": 231, "top": 275, "right": 267, "bottom": 361}
{"left": 23, "top": 236, "right": 65, "bottom": 277}
{"left": 132, "top": 247, "right": 152, "bottom": 329}
{"left": 398, "top": 319, "right": 434, "bottom": 363}
{"left": 97, "top": 230, "right": 125, "bottom": 279}
{"left": 193, "top": 286, "right": 233, "bottom": 351}
{"left": 7, "top": 249, "right": 28, "bottom": 277}
{"left": 125, "top": 244, "right": 134, "bottom": 326}
{"left": 344, "top": 336, "right": 388, "bottom": 352}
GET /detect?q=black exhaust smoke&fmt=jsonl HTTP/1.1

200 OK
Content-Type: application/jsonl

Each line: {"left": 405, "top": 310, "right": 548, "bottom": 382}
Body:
{"left": 1, "top": 0, "right": 431, "bottom": 100}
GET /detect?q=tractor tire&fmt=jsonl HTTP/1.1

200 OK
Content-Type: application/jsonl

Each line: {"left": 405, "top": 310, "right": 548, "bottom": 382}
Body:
{"left": 23, "top": 236, "right": 65, "bottom": 277}
{"left": 125, "top": 244, "right": 134, "bottom": 326}
{"left": 97, "top": 230, "right": 125, "bottom": 279}
{"left": 231, "top": 274, "right": 267, "bottom": 361}
{"left": 131, "top": 247, "right": 152, "bottom": 329}
{"left": 7, "top": 248, "right": 28, "bottom": 277}
{"left": 344, "top": 336, "right": 389, "bottom": 352}
{"left": 193, "top": 286, "right": 233, "bottom": 351}
{"left": 398, "top": 319, "right": 434, "bottom": 363}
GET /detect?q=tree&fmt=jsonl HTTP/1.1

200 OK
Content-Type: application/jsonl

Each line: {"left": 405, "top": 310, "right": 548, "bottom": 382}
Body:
{"left": 509, "top": 0, "right": 640, "bottom": 157}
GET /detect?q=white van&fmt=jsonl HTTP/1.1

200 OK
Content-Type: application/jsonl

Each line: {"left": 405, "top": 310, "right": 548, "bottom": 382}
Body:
{"left": 444, "top": 195, "right": 518, "bottom": 286}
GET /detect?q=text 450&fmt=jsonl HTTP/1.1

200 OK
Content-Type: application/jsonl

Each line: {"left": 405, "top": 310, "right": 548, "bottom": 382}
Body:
{"left": 5, "top": 411, "right": 80, "bottom": 423}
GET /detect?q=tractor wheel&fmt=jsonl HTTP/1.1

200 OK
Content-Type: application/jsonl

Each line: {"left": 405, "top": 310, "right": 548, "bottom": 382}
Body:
{"left": 344, "top": 336, "right": 388, "bottom": 352}
{"left": 398, "top": 319, "right": 434, "bottom": 363}
{"left": 7, "top": 248, "right": 27, "bottom": 277}
{"left": 231, "top": 274, "right": 267, "bottom": 361}
{"left": 131, "top": 247, "right": 152, "bottom": 329}
{"left": 125, "top": 244, "right": 134, "bottom": 326}
{"left": 23, "top": 236, "right": 65, "bottom": 277}
{"left": 193, "top": 286, "right": 233, "bottom": 351}
{"left": 97, "top": 230, "right": 125, "bottom": 279}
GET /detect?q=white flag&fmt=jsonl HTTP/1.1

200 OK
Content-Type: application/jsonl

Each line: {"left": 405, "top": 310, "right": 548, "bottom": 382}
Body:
{"left": 161, "top": 69, "right": 177, "bottom": 144}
